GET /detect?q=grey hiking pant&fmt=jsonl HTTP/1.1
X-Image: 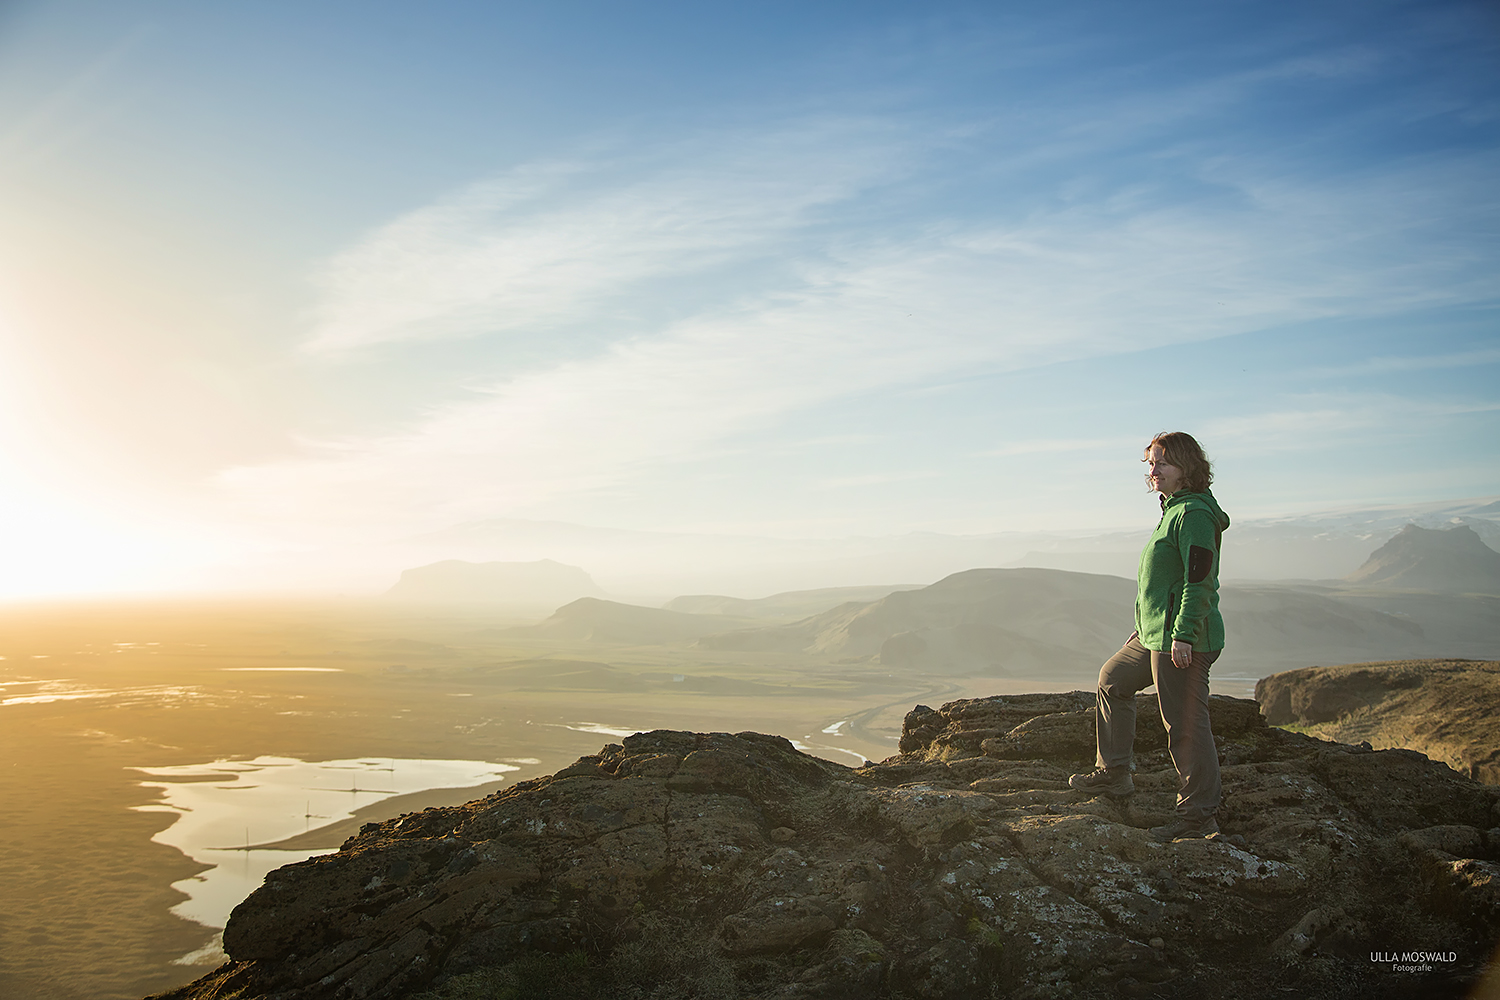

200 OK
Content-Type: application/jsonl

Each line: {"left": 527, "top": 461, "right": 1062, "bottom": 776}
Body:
{"left": 1094, "top": 634, "right": 1221, "bottom": 819}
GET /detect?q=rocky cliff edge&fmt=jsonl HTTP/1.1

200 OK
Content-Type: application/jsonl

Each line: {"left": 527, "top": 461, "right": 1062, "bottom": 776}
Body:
{"left": 1256, "top": 659, "right": 1500, "bottom": 785}
{"left": 151, "top": 693, "right": 1500, "bottom": 1000}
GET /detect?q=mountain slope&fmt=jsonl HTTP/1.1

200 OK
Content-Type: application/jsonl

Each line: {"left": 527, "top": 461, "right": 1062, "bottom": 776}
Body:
{"left": 510, "top": 598, "right": 753, "bottom": 644}
{"left": 1218, "top": 585, "right": 1430, "bottom": 669}
{"left": 700, "top": 568, "right": 1136, "bottom": 678}
{"left": 1344, "top": 524, "right": 1500, "bottom": 592}
{"left": 699, "top": 567, "right": 1446, "bottom": 678}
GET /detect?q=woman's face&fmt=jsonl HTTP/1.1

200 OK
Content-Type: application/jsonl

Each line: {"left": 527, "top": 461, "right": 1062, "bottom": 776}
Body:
{"left": 1145, "top": 443, "right": 1184, "bottom": 496}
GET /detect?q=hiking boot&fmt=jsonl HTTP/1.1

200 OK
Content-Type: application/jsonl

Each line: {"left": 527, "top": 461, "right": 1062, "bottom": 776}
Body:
{"left": 1068, "top": 767, "right": 1134, "bottom": 796}
{"left": 1149, "top": 815, "right": 1220, "bottom": 842}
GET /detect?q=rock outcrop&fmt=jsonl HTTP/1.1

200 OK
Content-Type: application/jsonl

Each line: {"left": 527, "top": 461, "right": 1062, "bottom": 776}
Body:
{"left": 1256, "top": 658, "right": 1500, "bottom": 784}
{"left": 150, "top": 694, "right": 1500, "bottom": 1000}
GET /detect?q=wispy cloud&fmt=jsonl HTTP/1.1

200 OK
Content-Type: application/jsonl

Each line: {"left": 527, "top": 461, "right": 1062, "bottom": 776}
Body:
{"left": 812, "top": 470, "right": 941, "bottom": 491}
{"left": 230, "top": 70, "right": 1500, "bottom": 534}
{"left": 1203, "top": 406, "right": 1383, "bottom": 446}
{"left": 1298, "top": 345, "right": 1500, "bottom": 378}
{"left": 302, "top": 120, "right": 911, "bottom": 356}
{"left": 0, "top": 25, "right": 154, "bottom": 168}
{"left": 1203, "top": 394, "right": 1500, "bottom": 452}
{"left": 980, "top": 438, "right": 1128, "bottom": 458}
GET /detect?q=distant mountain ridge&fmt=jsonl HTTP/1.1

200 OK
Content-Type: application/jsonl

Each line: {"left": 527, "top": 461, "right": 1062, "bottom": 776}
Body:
{"left": 386, "top": 524, "right": 1500, "bottom": 674}
{"left": 699, "top": 568, "right": 1137, "bottom": 679}
{"left": 692, "top": 565, "right": 1438, "bottom": 677}
{"left": 664, "top": 584, "right": 923, "bottom": 619}
{"left": 385, "top": 497, "right": 1500, "bottom": 596}
{"left": 509, "top": 597, "right": 753, "bottom": 644}
{"left": 1344, "top": 524, "right": 1500, "bottom": 593}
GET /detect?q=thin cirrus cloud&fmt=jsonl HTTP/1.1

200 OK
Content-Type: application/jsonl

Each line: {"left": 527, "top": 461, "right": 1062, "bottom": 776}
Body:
{"left": 225, "top": 111, "right": 1497, "bottom": 534}
{"left": 301, "top": 119, "right": 913, "bottom": 356}
{"left": 1298, "top": 346, "right": 1500, "bottom": 378}
{"left": 1203, "top": 395, "right": 1500, "bottom": 454}
{"left": 981, "top": 439, "right": 1128, "bottom": 459}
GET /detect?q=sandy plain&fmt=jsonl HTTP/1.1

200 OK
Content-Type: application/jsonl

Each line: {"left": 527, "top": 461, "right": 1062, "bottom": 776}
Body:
{"left": 0, "top": 597, "right": 1079, "bottom": 1000}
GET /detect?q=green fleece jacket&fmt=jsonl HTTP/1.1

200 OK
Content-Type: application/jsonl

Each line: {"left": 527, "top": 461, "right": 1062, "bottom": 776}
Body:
{"left": 1134, "top": 489, "right": 1230, "bottom": 652}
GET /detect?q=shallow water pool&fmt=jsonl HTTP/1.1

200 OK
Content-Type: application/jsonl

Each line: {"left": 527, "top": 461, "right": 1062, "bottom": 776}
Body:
{"left": 134, "top": 756, "right": 519, "bottom": 935}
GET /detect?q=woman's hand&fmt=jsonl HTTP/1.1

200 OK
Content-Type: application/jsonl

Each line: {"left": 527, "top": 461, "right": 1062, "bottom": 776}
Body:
{"left": 1170, "top": 640, "right": 1193, "bottom": 669}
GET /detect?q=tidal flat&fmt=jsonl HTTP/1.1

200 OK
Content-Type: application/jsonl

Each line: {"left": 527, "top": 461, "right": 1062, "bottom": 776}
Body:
{"left": 0, "top": 597, "right": 1254, "bottom": 1000}
{"left": 136, "top": 755, "right": 520, "bottom": 947}
{"left": 0, "top": 599, "right": 915, "bottom": 1000}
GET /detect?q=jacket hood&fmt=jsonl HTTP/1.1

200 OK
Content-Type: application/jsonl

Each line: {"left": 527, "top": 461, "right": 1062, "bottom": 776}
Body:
{"left": 1163, "top": 489, "right": 1230, "bottom": 531}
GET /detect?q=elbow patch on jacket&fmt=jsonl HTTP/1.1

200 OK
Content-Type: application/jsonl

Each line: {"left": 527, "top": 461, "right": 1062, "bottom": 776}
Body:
{"left": 1188, "top": 545, "right": 1215, "bottom": 584}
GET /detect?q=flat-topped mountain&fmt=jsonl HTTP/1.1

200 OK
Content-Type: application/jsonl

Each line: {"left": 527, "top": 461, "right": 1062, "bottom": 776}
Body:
{"left": 150, "top": 692, "right": 1499, "bottom": 1000}
{"left": 385, "top": 559, "right": 605, "bottom": 605}
{"left": 1344, "top": 523, "right": 1500, "bottom": 593}
{"left": 1256, "top": 658, "right": 1500, "bottom": 784}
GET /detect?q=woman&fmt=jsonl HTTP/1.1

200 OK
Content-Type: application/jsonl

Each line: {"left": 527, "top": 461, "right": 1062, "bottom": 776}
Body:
{"left": 1069, "top": 431, "right": 1230, "bottom": 842}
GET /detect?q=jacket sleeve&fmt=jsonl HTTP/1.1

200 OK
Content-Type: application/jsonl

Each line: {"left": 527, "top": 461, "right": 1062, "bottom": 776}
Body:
{"left": 1171, "top": 508, "right": 1220, "bottom": 645}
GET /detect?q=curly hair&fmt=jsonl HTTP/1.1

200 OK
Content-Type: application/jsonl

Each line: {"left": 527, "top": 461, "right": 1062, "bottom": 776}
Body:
{"left": 1144, "top": 431, "right": 1213, "bottom": 493}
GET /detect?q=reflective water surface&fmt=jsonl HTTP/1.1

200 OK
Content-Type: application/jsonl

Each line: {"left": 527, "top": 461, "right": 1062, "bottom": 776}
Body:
{"left": 134, "top": 756, "right": 519, "bottom": 934}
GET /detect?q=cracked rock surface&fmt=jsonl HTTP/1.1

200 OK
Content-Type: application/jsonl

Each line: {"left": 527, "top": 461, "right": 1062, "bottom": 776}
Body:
{"left": 149, "top": 693, "right": 1500, "bottom": 999}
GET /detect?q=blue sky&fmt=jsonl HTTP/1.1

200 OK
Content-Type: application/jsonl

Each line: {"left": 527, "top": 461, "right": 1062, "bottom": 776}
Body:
{"left": 0, "top": 0, "right": 1496, "bottom": 594}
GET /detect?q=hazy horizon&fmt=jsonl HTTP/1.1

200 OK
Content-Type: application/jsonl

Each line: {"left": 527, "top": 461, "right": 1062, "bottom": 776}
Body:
{"left": 0, "top": 491, "right": 1492, "bottom": 607}
{"left": 4, "top": 9, "right": 1497, "bottom": 991}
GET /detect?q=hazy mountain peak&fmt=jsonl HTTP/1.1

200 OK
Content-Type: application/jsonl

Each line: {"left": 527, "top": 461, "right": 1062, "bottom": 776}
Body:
{"left": 1344, "top": 523, "right": 1500, "bottom": 593}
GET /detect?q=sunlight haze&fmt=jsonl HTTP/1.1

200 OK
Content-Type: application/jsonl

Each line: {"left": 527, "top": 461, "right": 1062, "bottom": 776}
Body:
{"left": 0, "top": 0, "right": 1496, "bottom": 598}
{"left": 3, "top": 8, "right": 1500, "bottom": 998}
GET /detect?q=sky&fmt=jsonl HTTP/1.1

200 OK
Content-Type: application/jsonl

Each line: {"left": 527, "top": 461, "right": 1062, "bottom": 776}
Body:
{"left": 0, "top": 0, "right": 1496, "bottom": 597}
